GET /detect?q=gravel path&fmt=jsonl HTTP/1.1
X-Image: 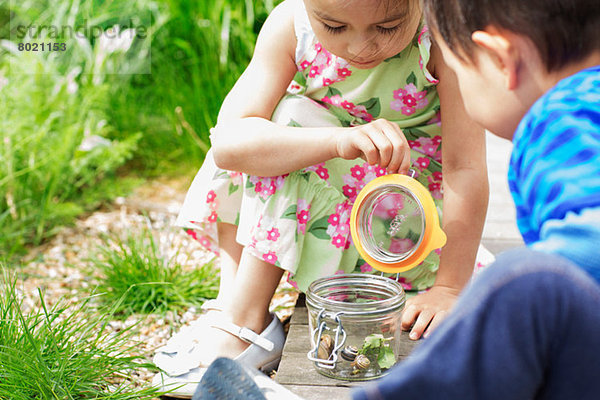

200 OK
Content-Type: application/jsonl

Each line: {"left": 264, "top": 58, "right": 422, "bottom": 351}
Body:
{"left": 16, "top": 177, "right": 298, "bottom": 387}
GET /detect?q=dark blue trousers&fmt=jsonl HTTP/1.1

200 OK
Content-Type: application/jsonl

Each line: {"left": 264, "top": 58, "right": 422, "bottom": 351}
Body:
{"left": 353, "top": 248, "right": 600, "bottom": 400}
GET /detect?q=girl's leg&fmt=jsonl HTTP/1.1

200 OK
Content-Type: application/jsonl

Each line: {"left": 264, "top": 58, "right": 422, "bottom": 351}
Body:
{"left": 228, "top": 247, "right": 285, "bottom": 331}
{"left": 212, "top": 247, "right": 285, "bottom": 358}
{"left": 215, "top": 222, "right": 243, "bottom": 304}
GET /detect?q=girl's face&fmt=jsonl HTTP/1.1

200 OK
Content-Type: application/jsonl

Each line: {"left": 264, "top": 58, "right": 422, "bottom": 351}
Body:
{"left": 304, "top": 0, "right": 421, "bottom": 69}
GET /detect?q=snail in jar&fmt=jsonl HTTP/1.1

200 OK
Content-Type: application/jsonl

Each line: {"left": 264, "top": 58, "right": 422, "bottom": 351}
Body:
{"left": 351, "top": 354, "right": 371, "bottom": 371}
{"left": 317, "top": 334, "right": 334, "bottom": 360}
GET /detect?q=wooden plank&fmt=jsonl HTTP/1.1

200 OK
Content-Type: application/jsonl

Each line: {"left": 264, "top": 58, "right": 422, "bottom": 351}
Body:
{"left": 290, "top": 293, "right": 308, "bottom": 326}
{"left": 482, "top": 220, "right": 522, "bottom": 241}
{"left": 279, "top": 384, "right": 352, "bottom": 399}
{"left": 481, "top": 238, "right": 524, "bottom": 255}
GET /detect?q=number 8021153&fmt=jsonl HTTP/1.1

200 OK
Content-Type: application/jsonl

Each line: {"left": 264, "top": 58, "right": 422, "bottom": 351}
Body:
{"left": 18, "top": 42, "right": 66, "bottom": 52}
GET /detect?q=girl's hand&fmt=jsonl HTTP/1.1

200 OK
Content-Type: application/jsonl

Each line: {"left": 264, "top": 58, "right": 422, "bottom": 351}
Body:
{"left": 334, "top": 119, "right": 411, "bottom": 174}
{"left": 401, "top": 285, "right": 460, "bottom": 340}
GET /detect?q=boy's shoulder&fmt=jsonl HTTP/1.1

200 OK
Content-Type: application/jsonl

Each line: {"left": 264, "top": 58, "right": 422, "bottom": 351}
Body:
{"left": 507, "top": 66, "right": 600, "bottom": 248}
{"left": 514, "top": 65, "right": 600, "bottom": 149}
{"left": 541, "top": 65, "right": 600, "bottom": 115}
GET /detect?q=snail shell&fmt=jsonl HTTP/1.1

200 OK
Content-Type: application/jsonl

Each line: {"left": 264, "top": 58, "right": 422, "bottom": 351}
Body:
{"left": 340, "top": 345, "right": 358, "bottom": 362}
{"left": 351, "top": 354, "right": 371, "bottom": 370}
{"left": 317, "top": 334, "right": 334, "bottom": 360}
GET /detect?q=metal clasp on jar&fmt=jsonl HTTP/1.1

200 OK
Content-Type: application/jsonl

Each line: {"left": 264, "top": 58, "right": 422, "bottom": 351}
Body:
{"left": 307, "top": 309, "right": 347, "bottom": 369}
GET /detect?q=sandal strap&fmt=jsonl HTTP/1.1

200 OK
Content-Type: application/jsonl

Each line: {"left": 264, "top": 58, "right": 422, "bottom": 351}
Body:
{"left": 211, "top": 320, "right": 275, "bottom": 352}
{"left": 200, "top": 299, "right": 223, "bottom": 312}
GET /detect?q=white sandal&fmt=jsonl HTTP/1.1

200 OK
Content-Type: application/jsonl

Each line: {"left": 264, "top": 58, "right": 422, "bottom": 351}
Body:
{"left": 152, "top": 314, "right": 285, "bottom": 399}
{"left": 153, "top": 300, "right": 224, "bottom": 356}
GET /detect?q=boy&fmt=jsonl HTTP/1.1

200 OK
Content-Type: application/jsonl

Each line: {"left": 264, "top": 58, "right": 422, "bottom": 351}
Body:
{"left": 353, "top": 0, "right": 600, "bottom": 399}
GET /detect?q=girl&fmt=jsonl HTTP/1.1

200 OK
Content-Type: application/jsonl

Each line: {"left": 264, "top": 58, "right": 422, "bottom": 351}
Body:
{"left": 154, "top": 0, "right": 490, "bottom": 395}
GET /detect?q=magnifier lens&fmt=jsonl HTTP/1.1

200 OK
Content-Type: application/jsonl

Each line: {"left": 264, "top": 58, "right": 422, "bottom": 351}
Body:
{"left": 357, "top": 185, "right": 425, "bottom": 263}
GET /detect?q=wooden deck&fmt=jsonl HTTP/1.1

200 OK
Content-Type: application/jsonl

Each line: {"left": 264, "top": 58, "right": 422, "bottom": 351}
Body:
{"left": 275, "top": 133, "right": 524, "bottom": 398}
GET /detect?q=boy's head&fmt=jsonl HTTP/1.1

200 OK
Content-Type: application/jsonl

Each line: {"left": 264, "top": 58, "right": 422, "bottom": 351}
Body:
{"left": 304, "top": 0, "right": 422, "bottom": 69}
{"left": 423, "top": 0, "right": 600, "bottom": 139}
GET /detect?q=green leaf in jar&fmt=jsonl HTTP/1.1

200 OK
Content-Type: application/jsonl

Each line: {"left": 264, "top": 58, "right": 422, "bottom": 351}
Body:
{"left": 377, "top": 346, "right": 396, "bottom": 369}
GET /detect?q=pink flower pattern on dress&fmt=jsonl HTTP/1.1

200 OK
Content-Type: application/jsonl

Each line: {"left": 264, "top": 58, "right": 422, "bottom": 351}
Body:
{"left": 266, "top": 227, "right": 280, "bottom": 241}
{"left": 299, "top": 60, "right": 310, "bottom": 70}
{"left": 328, "top": 213, "right": 340, "bottom": 225}
{"left": 206, "top": 190, "right": 216, "bottom": 203}
{"left": 305, "top": 163, "right": 330, "bottom": 183}
{"left": 262, "top": 251, "right": 278, "bottom": 264}
{"left": 198, "top": 236, "right": 212, "bottom": 249}
{"left": 360, "top": 263, "right": 373, "bottom": 273}
{"left": 297, "top": 199, "right": 311, "bottom": 234}
{"left": 427, "top": 172, "right": 444, "bottom": 199}
{"left": 315, "top": 166, "right": 329, "bottom": 180}
{"left": 414, "top": 157, "right": 430, "bottom": 170}
{"left": 411, "top": 136, "right": 442, "bottom": 163}
{"left": 396, "top": 276, "right": 413, "bottom": 291}
{"left": 321, "top": 95, "right": 373, "bottom": 122}
{"left": 323, "top": 201, "right": 352, "bottom": 250}
{"left": 185, "top": 229, "right": 219, "bottom": 255}
{"left": 302, "top": 43, "right": 351, "bottom": 83}
{"left": 341, "top": 162, "right": 388, "bottom": 203}
{"left": 287, "top": 276, "right": 299, "bottom": 289}
{"left": 337, "top": 67, "right": 351, "bottom": 78}
{"left": 390, "top": 83, "right": 429, "bottom": 116}
{"left": 227, "top": 171, "right": 243, "bottom": 186}
{"left": 287, "top": 81, "right": 304, "bottom": 94}
{"left": 207, "top": 211, "right": 218, "bottom": 223}
{"left": 331, "top": 234, "right": 347, "bottom": 249}
{"left": 350, "top": 165, "right": 366, "bottom": 180}
{"left": 249, "top": 175, "right": 287, "bottom": 200}
{"left": 185, "top": 229, "right": 198, "bottom": 241}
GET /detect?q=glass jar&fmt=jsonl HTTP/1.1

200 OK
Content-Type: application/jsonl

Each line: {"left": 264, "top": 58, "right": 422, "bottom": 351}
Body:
{"left": 305, "top": 274, "right": 405, "bottom": 381}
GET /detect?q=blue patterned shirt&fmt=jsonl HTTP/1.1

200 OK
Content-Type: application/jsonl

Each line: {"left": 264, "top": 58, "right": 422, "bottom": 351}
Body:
{"left": 508, "top": 65, "right": 600, "bottom": 283}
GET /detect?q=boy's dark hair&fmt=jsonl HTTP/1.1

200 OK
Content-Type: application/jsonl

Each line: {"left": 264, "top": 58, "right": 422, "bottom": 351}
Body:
{"left": 423, "top": 0, "right": 600, "bottom": 71}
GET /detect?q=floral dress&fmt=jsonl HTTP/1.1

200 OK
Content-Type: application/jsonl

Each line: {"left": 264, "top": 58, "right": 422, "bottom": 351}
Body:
{"left": 176, "top": 0, "right": 491, "bottom": 293}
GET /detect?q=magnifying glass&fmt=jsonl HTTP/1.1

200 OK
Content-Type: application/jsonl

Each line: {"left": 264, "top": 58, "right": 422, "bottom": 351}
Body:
{"left": 350, "top": 172, "right": 447, "bottom": 273}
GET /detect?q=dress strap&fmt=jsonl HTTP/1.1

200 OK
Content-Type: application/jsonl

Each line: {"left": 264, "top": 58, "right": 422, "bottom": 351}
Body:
{"left": 416, "top": 24, "right": 440, "bottom": 85}
{"left": 292, "top": 0, "right": 315, "bottom": 64}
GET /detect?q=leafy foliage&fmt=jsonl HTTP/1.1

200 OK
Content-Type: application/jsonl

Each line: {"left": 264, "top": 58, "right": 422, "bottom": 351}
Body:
{"left": 0, "top": 0, "right": 281, "bottom": 257}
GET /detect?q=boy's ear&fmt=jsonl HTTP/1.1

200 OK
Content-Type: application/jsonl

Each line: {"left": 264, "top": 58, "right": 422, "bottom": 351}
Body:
{"left": 471, "top": 29, "right": 519, "bottom": 90}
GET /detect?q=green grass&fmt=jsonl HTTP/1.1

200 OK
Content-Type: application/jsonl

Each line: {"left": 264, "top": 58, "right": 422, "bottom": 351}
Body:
{"left": 0, "top": 0, "right": 280, "bottom": 258}
{"left": 107, "top": 0, "right": 279, "bottom": 172}
{"left": 0, "top": 272, "right": 161, "bottom": 399}
{"left": 88, "top": 227, "right": 219, "bottom": 316}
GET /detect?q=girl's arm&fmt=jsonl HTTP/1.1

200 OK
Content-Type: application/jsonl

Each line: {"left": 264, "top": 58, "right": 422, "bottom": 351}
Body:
{"left": 401, "top": 43, "right": 489, "bottom": 339}
{"left": 211, "top": 0, "right": 411, "bottom": 177}
{"left": 211, "top": 0, "right": 333, "bottom": 175}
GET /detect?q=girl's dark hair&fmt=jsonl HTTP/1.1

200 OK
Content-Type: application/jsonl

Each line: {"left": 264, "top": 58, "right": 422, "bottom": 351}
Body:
{"left": 423, "top": 0, "right": 600, "bottom": 71}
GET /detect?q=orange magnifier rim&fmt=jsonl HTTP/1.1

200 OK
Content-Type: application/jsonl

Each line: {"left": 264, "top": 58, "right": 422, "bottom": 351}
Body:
{"left": 350, "top": 174, "right": 447, "bottom": 273}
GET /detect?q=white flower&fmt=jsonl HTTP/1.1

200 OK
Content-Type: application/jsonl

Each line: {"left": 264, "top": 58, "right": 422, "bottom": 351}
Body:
{"left": 79, "top": 135, "right": 111, "bottom": 152}
{"left": 66, "top": 66, "right": 81, "bottom": 94}
{"left": 97, "top": 26, "right": 136, "bottom": 55}
{"left": 75, "top": 33, "right": 92, "bottom": 58}
{"left": 0, "top": 40, "right": 19, "bottom": 55}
